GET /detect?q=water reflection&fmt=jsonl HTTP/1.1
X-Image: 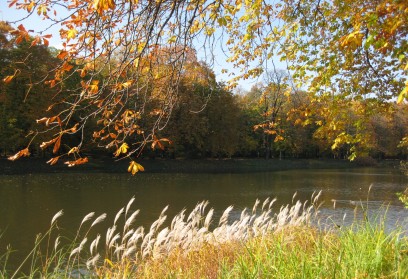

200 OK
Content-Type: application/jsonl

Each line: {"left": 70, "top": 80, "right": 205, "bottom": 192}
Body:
{"left": 0, "top": 168, "right": 407, "bottom": 268}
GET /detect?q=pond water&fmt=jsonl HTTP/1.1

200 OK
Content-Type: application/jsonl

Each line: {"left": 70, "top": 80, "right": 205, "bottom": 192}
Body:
{"left": 0, "top": 167, "right": 407, "bottom": 268}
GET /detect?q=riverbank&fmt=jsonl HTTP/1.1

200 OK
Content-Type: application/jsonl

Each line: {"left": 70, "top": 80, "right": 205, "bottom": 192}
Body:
{"left": 0, "top": 157, "right": 401, "bottom": 175}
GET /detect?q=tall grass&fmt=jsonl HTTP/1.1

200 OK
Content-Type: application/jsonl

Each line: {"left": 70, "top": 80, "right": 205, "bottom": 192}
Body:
{"left": 1, "top": 192, "right": 407, "bottom": 278}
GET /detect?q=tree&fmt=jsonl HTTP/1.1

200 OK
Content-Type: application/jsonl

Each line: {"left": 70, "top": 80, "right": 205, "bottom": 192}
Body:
{"left": 0, "top": 21, "right": 60, "bottom": 156}
{"left": 254, "top": 70, "right": 289, "bottom": 159}
{"left": 4, "top": 0, "right": 407, "bottom": 170}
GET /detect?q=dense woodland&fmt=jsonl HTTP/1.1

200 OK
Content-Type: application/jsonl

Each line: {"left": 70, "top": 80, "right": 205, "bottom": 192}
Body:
{"left": 1, "top": 21, "right": 407, "bottom": 162}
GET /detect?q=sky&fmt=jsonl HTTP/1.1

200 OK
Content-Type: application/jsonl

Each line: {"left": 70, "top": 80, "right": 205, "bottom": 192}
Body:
{"left": 0, "top": 1, "right": 265, "bottom": 91}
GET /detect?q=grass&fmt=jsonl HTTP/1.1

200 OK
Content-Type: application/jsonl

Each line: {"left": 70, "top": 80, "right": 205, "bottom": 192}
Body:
{"left": 1, "top": 192, "right": 407, "bottom": 278}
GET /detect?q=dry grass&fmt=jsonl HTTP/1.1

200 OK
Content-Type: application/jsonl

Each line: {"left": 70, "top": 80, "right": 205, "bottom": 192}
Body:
{"left": 2, "top": 191, "right": 407, "bottom": 278}
{"left": 84, "top": 192, "right": 320, "bottom": 277}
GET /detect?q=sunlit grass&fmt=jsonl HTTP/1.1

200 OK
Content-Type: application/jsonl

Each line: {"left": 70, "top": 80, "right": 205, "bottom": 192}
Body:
{"left": 1, "top": 192, "right": 407, "bottom": 278}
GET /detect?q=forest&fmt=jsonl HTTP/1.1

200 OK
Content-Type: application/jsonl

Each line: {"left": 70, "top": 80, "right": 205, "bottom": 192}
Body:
{"left": 1, "top": 20, "right": 407, "bottom": 163}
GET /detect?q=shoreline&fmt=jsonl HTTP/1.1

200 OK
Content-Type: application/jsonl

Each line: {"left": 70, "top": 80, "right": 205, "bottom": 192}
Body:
{"left": 0, "top": 157, "right": 400, "bottom": 175}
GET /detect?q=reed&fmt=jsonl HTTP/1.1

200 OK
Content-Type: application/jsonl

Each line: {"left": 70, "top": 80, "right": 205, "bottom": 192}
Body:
{"left": 1, "top": 191, "right": 407, "bottom": 278}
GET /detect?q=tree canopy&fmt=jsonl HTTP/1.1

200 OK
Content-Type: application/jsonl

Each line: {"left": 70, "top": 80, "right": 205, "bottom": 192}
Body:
{"left": 2, "top": 0, "right": 407, "bottom": 171}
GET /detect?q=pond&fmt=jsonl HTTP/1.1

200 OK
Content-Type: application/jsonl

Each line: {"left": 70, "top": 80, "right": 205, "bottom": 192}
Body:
{"left": 0, "top": 167, "right": 407, "bottom": 269}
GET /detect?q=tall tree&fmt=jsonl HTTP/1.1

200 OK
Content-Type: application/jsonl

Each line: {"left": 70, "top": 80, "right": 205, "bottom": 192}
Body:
{"left": 254, "top": 70, "right": 288, "bottom": 159}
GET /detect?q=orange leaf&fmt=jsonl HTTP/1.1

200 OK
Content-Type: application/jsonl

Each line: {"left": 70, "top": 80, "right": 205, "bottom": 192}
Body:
{"left": 3, "top": 75, "right": 15, "bottom": 84}
{"left": 65, "top": 157, "right": 88, "bottom": 167}
{"left": 69, "top": 123, "right": 79, "bottom": 133}
{"left": 80, "top": 68, "right": 87, "bottom": 77}
{"left": 37, "top": 116, "right": 61, "bottom": 127}
{"left": 40, "top": 137, "right": 58, "bottom": 149}
{"left": 62, "top": 62, "right": 74, "bottom": 72}
{"left": 30, "top": 37, "right": 40, "bottom": 47}
{"left": 53, "top": 135, "right": 62, "bottom": 154}
{"left": 8, "top": 148, "right": 30, "bottom": 161}
{"left": 47, "top": 157, "right": 60, "bottom": 165}
{"left": 17, "top": 24, "right": 26, "bottom": 32}
{"left": 15, "top": 36, "right": 23, "bottom": 44}
{"left": 64, "top": 157, "right": 89, "bottom": 167}
{"left": 9, "top": 0, "right": 18, "bottom": 7}
{"left": 152, "top": 137, "right": 172, "bottom": 150}
{"left": 57, "top": 50, "right": 68, "bottom": 60}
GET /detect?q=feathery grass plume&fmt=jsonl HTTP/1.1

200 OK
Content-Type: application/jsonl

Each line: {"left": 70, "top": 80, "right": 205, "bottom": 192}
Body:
{"left": 262, "top": 197, "right": 270, "bottom": 211}
{"left": 125, "top": 196, "right": 136, "bottom": 216}
{"left": 252, "top": 199, "right": 260, "bottom": 214}
{"left": 114, "top": 244, "right": 125, "bottom": 257}
{"left": 51, "top": 210, "right": 63, "bottom": 226}
{"left": 69, "top": 237, "right": 87, "bottom": 258}
{"left": 204, "top": 208, "right": 214, "bottom": 229}
{"left": 124, "top": 210, "right": 140, "bottom": 231}
{"left": 127, "top": 227, "right": 144, "bottom": 247}
{"left": 86, "top": 253, "right": 100, "bottom": 269}
{"left": 106, "top": 225, "right": 117, "bottom": 247}
{"left": 268, "top": 198, "right": 277, "bottom": 210}
{"left": 122, "top": 229, "right": 134, "bottom": 245}
{"left": 54, "top": 236, "right": 60, "bottom": 251}
{"left": 123, "top": 246, "right": 136, "bottom": 258}
{"left": 91, "top": 213, "right": 107, "bottom": 228}
{"left": 219, "top": 206, "right": 234, "bottom": 226}
{"left": 80, "top": 212, "right": 95, "bottom": 227}
{"left": 114, "top": 208, "right": 124, "bottom": 225}
{"left": 90, "top": 234, "right": 101, "bottom": 255}
{"left": 292, "top": 191, "right": 298, "bottom": 203}
{"left": 108, "top": 233, "right": 121, "bottom": 249}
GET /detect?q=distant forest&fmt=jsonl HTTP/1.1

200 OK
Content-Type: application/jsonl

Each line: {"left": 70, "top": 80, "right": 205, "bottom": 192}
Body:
{"left": 1, "top": 22, "right": 407, "bottom": 162}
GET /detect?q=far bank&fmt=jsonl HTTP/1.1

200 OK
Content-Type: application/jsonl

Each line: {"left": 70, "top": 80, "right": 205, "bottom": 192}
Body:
{"left": 0, "top": 157, "right": 401, "bottom": 175}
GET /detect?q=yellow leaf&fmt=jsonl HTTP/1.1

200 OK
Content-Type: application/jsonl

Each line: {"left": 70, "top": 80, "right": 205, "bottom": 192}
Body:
{"left": 168, "top": 36, "right": 177, "bottom": 43}
{"left": 114, "top": 143, "right": 129, "bottom": 157}
{"left": 88, "top": 80, "right": 99, "bottom": 95}
{"left": 122, "top": 80, "right": 133, "bottom": 88}
{"left": 94, "top": 0, "right": 116, "bottom": 14}
{"left": 340, "top": 30, "right": 363, "bottom": 50}
{"left": 67, "top": 28, "right": 77, "bottom": 40}
{"left": 68, "top": 147, "right": 79, "bottom": 155}
{"left": 397, "top": 86, "right": 407, "bottom": 104}
{"left": 128, "top": 161, "right": 144, "bottom": 175}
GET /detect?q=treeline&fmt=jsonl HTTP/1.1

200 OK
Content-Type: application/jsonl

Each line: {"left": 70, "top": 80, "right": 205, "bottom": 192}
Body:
{"left": 1, "top": 21, "right": 407, "bottom": 161}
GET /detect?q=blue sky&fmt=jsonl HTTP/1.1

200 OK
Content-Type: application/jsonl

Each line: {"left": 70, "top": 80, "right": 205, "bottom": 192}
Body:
{"left": 1, "top": 1, "right": 66, "bottom": 48}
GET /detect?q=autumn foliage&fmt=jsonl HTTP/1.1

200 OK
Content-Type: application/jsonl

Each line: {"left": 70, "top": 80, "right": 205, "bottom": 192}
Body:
{"left": 1, "top": 0, "right": 407, "bottom": 171}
